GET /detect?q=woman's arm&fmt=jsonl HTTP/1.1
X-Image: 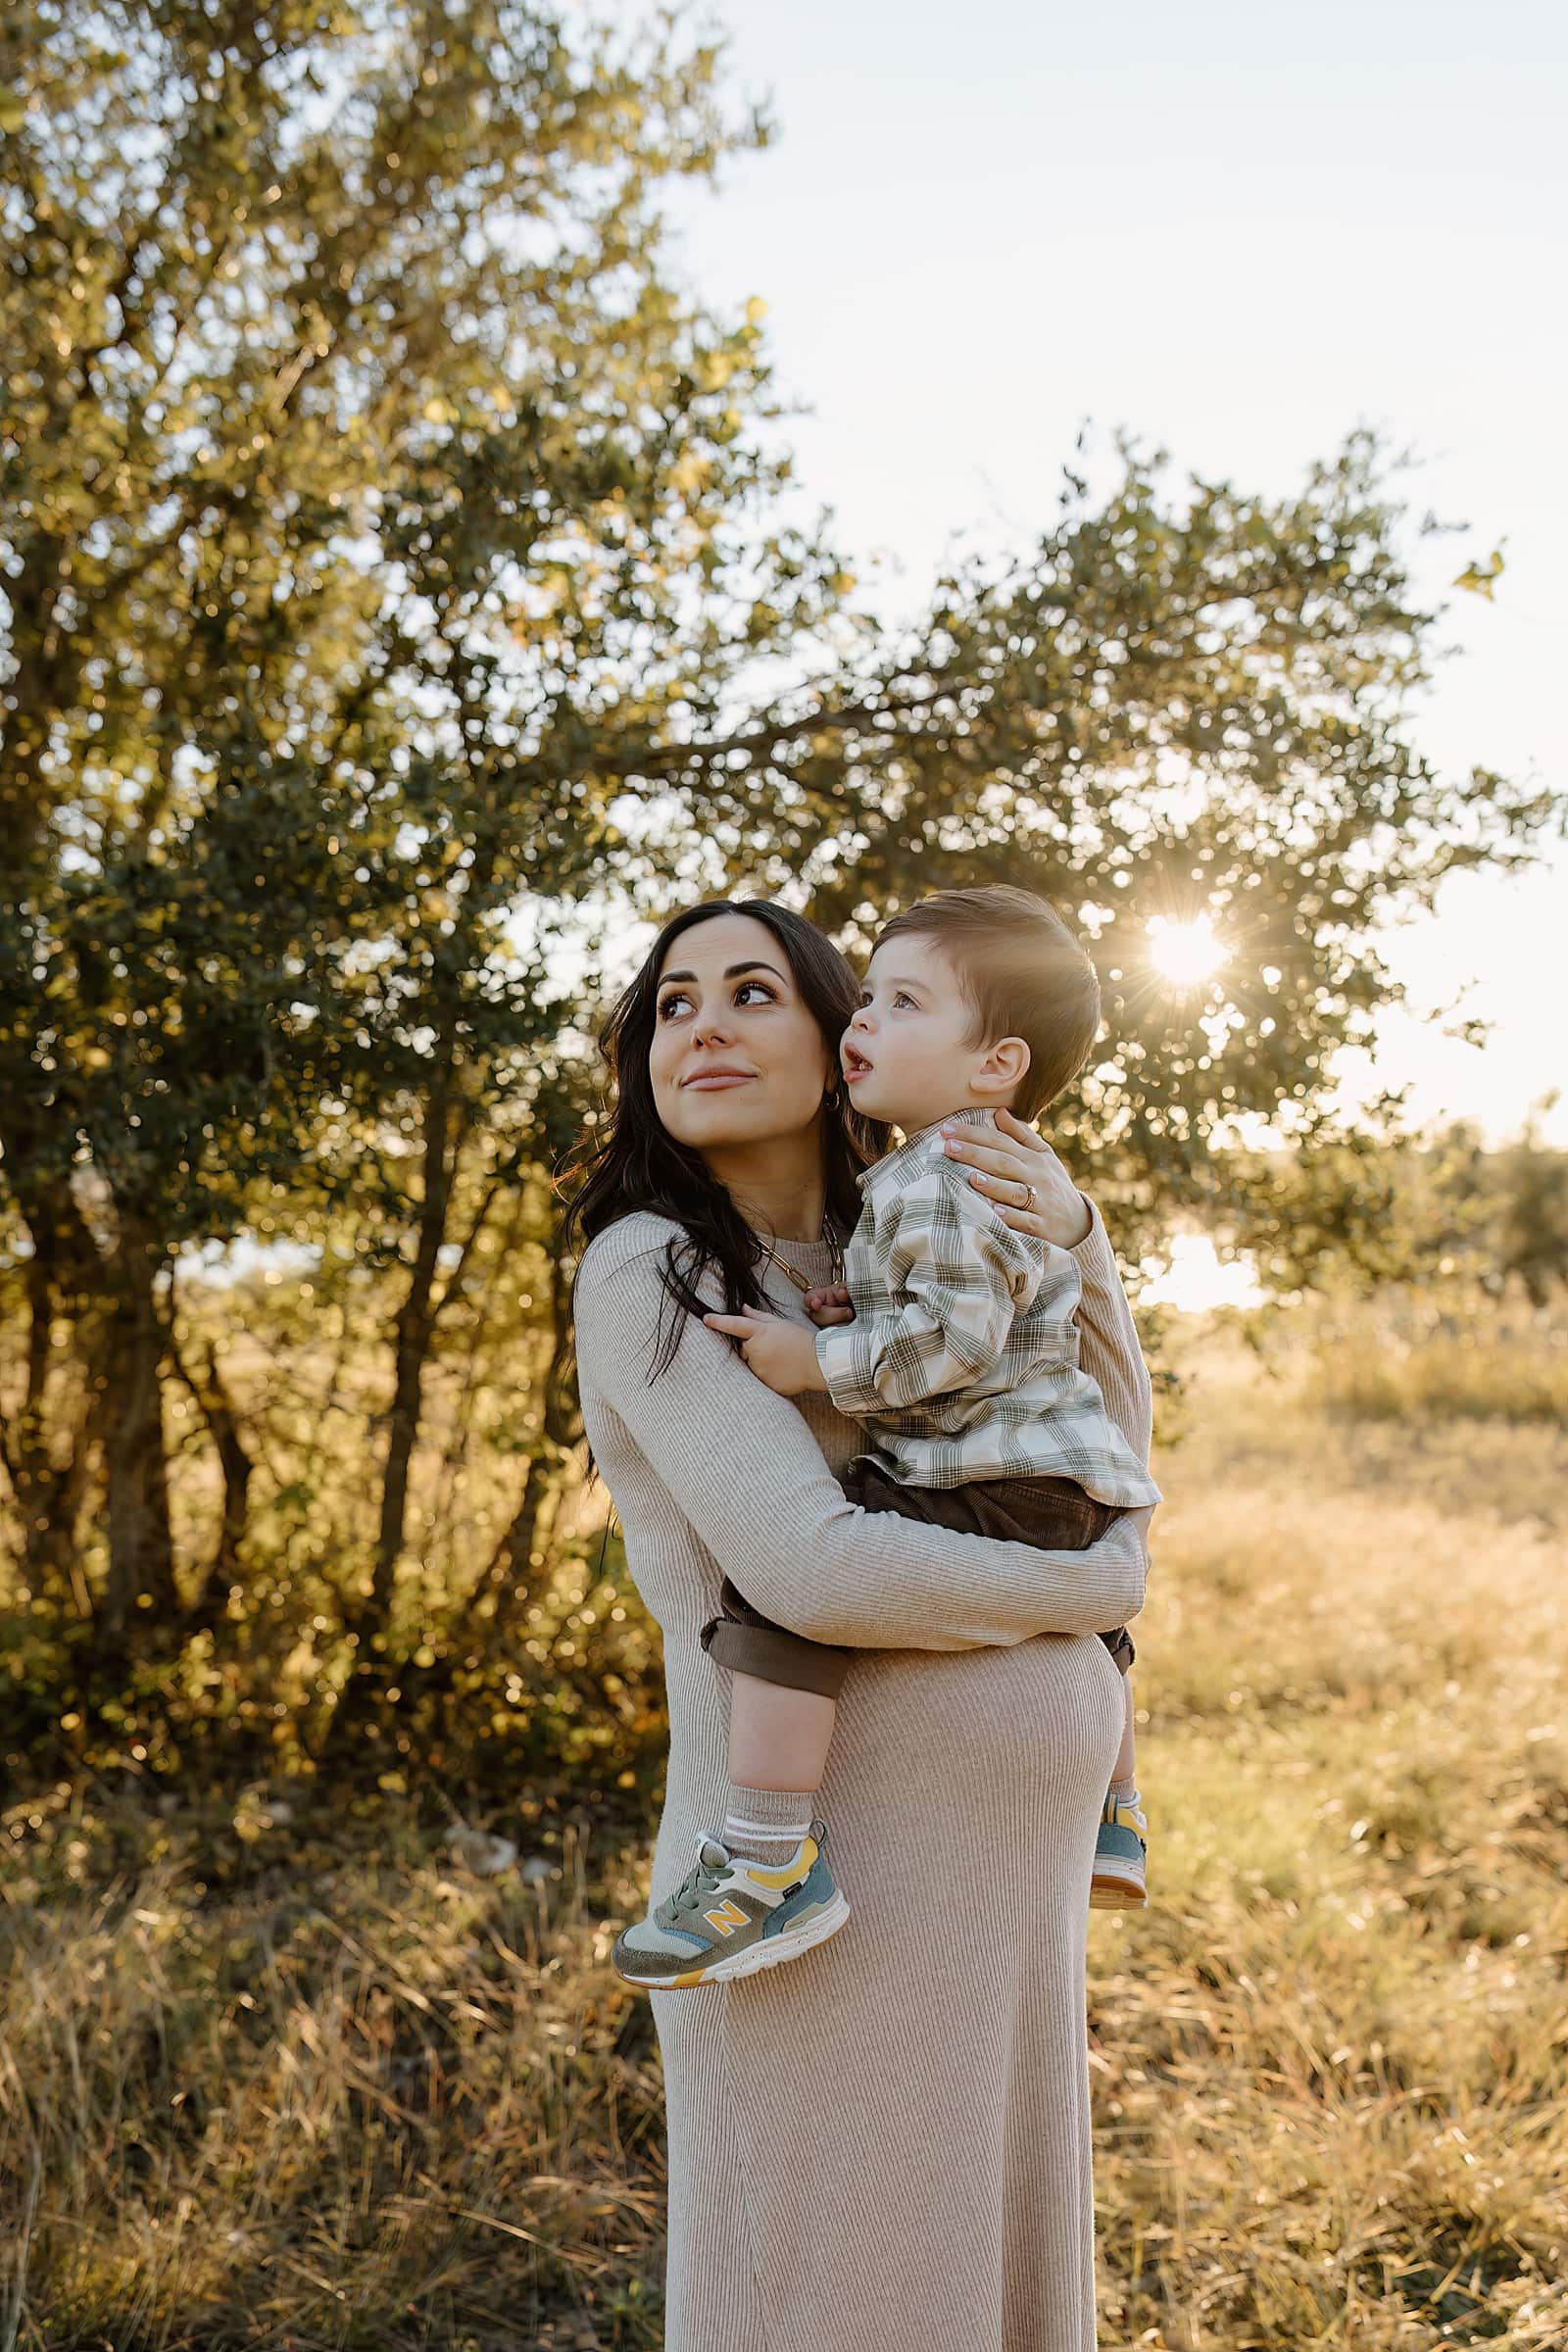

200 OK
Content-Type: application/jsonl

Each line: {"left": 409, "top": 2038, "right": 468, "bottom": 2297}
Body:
{"left": 1066, "top": 1205, "right": 1153, "bottom": 1466}
{"left": 574, "top": 1223, "right": 1146, "bottom": 1652}
{"left": 941, "top": 1111, "right": 1153, "bottom": 1465}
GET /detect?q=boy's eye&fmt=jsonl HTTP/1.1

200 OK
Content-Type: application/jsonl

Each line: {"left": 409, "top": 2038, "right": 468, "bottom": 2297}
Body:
{"left": 892, "top": 990, "right": 916, "bottom": 1010}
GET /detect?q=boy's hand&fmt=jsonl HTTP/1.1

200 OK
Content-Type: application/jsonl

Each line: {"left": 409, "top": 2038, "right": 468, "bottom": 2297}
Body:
{"left": 804, "top": 1283, "right": 854, "bottom": 1329}
{"left": 703, "top": 1310, "right": 830, "bottom": 1396}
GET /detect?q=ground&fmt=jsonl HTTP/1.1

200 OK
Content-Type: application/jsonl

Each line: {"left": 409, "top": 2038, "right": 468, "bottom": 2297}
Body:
{"left": 2, "top": 1318, "right": 1564, "bottom": 2348}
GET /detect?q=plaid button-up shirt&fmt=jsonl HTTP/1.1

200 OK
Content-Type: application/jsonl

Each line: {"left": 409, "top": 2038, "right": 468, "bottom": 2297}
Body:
{"left": 815, "top": 1109, "right": 1162, "bottom": 1503}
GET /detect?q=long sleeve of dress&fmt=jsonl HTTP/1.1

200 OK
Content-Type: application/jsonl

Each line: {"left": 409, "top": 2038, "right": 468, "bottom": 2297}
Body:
{"left": 573, "top": 1216, "right": 1147, "bottom": 1650}
{"left": 1069, "top": 1200, "right": 1153, "bottom": 1468}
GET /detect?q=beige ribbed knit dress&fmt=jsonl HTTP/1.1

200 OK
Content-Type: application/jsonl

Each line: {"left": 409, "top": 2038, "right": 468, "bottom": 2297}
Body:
{"left": 574, "top": 1200, "right": 1152, "bottom": 2352}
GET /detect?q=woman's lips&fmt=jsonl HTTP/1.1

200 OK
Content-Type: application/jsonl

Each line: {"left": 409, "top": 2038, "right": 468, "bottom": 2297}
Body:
{"left": 681, "top": 1069, "right": 756, "bottom": 1091}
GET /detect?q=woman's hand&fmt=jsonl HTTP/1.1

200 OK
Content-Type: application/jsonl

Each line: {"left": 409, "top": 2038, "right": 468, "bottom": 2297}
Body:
{"left": 939, "top": 1108, "right": 1093, "bottom": 1249}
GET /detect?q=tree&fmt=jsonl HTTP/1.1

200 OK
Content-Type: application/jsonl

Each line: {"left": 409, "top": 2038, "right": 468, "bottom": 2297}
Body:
{"left": 2, "top": 7, "right": 1559, "bottom": 1772}
{"left": 1200, "top": 1114, "right": 1568, "bottom": 1299}
{"left": 0, "top": 0, "right": 833, "bottom": 1665}
{"left": 634, "top": 428, "right": 1559, "bottom": 1255}
{"left": 1492, "top": 1118, "right": 1568, "bottom": 1304}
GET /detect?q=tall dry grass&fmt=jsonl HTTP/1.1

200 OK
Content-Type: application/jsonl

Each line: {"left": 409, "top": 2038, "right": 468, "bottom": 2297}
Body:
{"left": 1303, "top": 1293, "right": 1568, "bottom": 1429}
{"left": 2, "top": 1319, "right": 1565, "bottom": 2349}
{"left": 1088, "top": 1328, "right": 1567, "bottom": 2349}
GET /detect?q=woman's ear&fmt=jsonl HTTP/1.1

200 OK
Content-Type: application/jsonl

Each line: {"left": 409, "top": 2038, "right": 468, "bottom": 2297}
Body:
{"left": 971, "top": 1036, "right": 1031, "bottom": 1099}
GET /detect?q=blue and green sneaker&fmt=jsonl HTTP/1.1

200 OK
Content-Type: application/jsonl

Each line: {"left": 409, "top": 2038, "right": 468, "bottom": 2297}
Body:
{"left": 1091, "top": 1788, "right": 1149, "bottom": 1910}
{"left": 612, "top": 1822, "right": 849, "bottom": 1989}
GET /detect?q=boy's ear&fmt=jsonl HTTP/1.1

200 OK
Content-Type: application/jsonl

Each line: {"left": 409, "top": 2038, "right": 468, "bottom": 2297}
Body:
{"left": 971, "top": 1036, "right": 1031, "bottom": 1099}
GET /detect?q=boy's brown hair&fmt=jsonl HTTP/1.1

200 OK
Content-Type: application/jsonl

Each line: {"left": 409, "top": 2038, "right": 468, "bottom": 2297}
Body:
{"left": 873, "top": 884, "right": 1101, "bottom": 1121}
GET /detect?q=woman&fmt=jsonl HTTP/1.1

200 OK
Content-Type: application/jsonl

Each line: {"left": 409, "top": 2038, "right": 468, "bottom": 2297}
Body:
{"left": 567, "top": 899, "right": 1152, "bottom": 2352}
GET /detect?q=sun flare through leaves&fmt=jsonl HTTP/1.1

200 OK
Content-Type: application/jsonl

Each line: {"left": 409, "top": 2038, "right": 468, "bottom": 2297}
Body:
{"left": 1147, "top": 915, "right": 1227, "bottom": 989}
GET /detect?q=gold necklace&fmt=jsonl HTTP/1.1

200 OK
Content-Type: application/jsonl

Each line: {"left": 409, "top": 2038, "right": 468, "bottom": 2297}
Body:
{"left": 759, "top": 1234, "right": 845, "bottom": 1292}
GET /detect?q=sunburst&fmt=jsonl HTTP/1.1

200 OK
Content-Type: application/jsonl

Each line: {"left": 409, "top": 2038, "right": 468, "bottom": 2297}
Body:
{"left": 1146, "top": 914, "right": 1226, "bottom": 988}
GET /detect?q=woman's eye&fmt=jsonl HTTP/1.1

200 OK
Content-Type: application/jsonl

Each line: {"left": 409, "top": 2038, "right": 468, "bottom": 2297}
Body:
{"left": 735, "top": 981, "right": 776, "bottom": 1005}
{"left": 657, "top": 992, "right": 692, "bottom": 1020}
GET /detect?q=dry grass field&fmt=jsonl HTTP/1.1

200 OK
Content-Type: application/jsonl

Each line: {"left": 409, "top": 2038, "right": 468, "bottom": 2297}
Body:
{"left": 2, "top": 1312, "right": 1565, "bottom": 2350}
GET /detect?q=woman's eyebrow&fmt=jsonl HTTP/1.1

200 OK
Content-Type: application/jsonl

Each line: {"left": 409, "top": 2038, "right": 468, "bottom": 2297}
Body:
{"left": 658, "top": 959, "right": 787, "bottom": 986}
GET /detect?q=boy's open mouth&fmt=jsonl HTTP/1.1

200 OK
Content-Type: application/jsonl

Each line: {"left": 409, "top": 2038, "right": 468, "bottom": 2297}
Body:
{"left": 842, "top": 1042, "right": 873, "bottom": 1084}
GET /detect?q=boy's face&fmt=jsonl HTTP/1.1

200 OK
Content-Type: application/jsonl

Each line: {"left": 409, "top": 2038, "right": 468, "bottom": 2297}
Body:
{"left": 842, "top": 933, "right": 1018, "bottom": 1132}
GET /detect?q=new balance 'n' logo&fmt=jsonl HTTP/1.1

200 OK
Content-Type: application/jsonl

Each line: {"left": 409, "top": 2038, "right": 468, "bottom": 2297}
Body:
{"left": 704, "top": 1899, "right": 748, "bottom": 1936}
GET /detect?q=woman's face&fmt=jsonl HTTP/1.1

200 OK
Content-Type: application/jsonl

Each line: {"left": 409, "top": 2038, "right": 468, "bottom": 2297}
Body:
{"left": 648, "top": 912, "right": 838, "bottom": 1159}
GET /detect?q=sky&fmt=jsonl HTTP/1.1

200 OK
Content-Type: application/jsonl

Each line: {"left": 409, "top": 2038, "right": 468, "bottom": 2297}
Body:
{"left": 606, "top": 0, "right": 1567, "bottom": 1147}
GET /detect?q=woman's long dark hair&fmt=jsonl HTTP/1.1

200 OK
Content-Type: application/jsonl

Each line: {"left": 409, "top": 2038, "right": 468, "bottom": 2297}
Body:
{"left": 562, "top": 900, "right": 886, "bottom": 1377}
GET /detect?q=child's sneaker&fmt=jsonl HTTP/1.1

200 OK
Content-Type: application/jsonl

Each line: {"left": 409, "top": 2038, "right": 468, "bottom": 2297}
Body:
{"left": 612, "top": 1822, "right": 849, "bottom": 1989}
{"left": 1091, "top": 1789, "right": 1148, "bottom": 1910}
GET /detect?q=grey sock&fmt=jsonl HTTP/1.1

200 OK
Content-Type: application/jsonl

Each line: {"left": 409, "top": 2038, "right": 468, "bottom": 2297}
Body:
{"left": 721, "top": 1784, "right": 812, "bottom": 1866}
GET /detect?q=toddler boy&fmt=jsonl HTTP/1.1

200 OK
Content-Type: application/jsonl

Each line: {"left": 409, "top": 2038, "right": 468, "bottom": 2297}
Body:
{"left": 612, "top": 886, "right": 1159, "bottom": 1990}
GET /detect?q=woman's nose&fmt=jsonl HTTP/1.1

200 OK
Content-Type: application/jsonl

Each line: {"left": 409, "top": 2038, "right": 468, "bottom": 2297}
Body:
{"left": 691, "top": 1008, "right": 735, "bottom": 1048}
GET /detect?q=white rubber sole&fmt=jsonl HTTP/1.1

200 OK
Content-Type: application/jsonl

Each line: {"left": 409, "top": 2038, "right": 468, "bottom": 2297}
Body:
{"left": 626, "top": 1892, "right": 852, "bottom": 1989}
{"left": 1090, "top": 1861, "right": 1148, "bottom": 1911}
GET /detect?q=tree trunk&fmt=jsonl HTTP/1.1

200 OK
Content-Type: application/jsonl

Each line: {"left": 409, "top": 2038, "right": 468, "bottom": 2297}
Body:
{"left": 0, "top": 1174, "right": 103, "bottom": 1613}
{"left": 467, "top": 1245, "right": 582, "bottom": 1637}
{"left": 168, "top": 1330, "right": 254, "bottom": 1633}
{"left": 0, "top": 527, "right": 79, "bottom": 866}
{"left": 365, "top": 1074, "right": 462, "bottom": 1634}
{"left": 482, "top": 1453, "right": 549, "bottom": 1620}
{"left": 95, "top": 1216, "right": 178, "bottom": 1654}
